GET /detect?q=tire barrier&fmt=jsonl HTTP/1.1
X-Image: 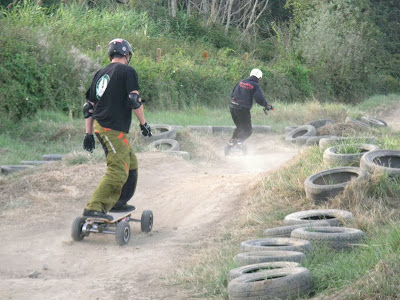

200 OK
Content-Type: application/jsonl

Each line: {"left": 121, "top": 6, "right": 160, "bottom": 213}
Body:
{"left": 360, "top": 116, "right": 387, "bottom": 128}
{"left": 228, "top": 267, "right": 312, "bottom": 300}
{"left": 148, "top": 139, "right": 180, "bottom": 152}
{"left": 319, "top": 136, "right": 376, "bottom": 152}
{"left": 304, "top": 167, "right": 368, "bottom": 204}
{"left": 284, "top": 209, "right": 354, "bottom": 227}
{"left": 291, "top": 226, "right": 365, "bottom": 250}
{"left": 142, "top": 124, "right": 176, "bottom": 142}
{"left": 360, "top": 150, "right": 400, "bottom": 177}
{"left": 285, "top": 125, "right": 317, "bottom": 144}
{"left": 323, "top": 144, "right": 380, "bottom": 166}
{"left": 1, "top": 165, "right": 35, "bottom": 175}
{"left": 227, "top": 261, "right": 301, "bottom": 282}
{"left": 234, "top": 250, "right": 306, "bottom": 267}
{"left": 263, "top": 221, "right": 330, "bottom": 238}
{"left": 240, "top": 237, "right": 311, "bottom": 253}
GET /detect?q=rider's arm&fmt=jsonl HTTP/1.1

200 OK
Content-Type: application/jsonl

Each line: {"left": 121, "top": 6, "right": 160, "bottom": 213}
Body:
{"left": 130, "top": 90, "right": 146, "bottom": 125}
{"left": 253, "top": 85, "right": 269, "bottom": 107}
{"left": 85, "top": 117, "right": 94, "bottom": 134}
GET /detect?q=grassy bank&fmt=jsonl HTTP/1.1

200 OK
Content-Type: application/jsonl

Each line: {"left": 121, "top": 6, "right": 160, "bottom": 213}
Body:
{"left": 167, "top": 94, "right": 400, "bottom": 299}
{"left": 1, "top": 94, "right": 398, "bottom": 166}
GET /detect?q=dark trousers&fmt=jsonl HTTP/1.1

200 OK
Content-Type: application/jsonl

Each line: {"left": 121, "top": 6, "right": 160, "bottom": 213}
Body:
{"left": 230, "top": 107, "right": 252, "bottom": 142}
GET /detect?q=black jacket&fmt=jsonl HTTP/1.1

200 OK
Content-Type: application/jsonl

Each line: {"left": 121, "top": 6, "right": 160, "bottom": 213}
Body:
{"left": 230, "top": 76, "right": 269, "bottom": 109}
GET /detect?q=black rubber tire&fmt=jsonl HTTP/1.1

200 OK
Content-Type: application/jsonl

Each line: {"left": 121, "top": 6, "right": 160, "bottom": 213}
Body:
{"left": 142, "top": 124, "right": 176, "bottom": 142}
{"left": 148, "top": 139, "right": 180, "bottom": 152}
{"left": 319, "top": 136, "right": 376, "bottom": 152}
{"left": 361, "top": 116, "right": 387, "bottom": 127}
{"left": 240, "top": 237, "right": 311, "bottom": 253}
{"left": 1, "top": 165, "right": 35, "bottom": 174}
{"left": 234, "top": 250, "right": 306, "bottom": 267}
{"left": 291, "top": 226, "right": 365, "bottom": 250}
{"left": 360, "top": 150, "right": 400, "bottom": 177}
{"left": 323, "top": 144, "right": 380, "bottom": 166}
{"left": 345, "top": 116, "right": 370, "bottom": 127}
{"left": 285, "top": 125, "right": 316, "bottom": 144}
{"left": 227, "top": 261, "right": 301, "bottom": 282}
{"left": 304, "top": 167, "right": 368, "bottom": 204}
{"left": 228, "top": 267, "right": 312, "bottom": 300}
{"left": 115, "top": 221, "right": 131, "bottom": 246}
{"left": 305, "top": 119, "right": 334, "bottom": 129}
{"left": 71, "top": 217, "right": 87, "bottom": 241}
{"left": 263, "top": 220, "right": 330, "bottom": 238}
{"left": 141, "top": 210, "right": 153, "bottom": 233}
{"left": 283, "top": 209, "right": 354, "bottom": 226}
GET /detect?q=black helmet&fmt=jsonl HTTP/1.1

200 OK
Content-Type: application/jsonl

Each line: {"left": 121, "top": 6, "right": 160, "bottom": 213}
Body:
{"left": 108, "top": 38, "right": 133, "bottom": 58}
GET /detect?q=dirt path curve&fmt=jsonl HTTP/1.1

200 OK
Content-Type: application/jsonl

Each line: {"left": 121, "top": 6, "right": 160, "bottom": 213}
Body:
{"left": 380, "top": 100, "right": 400, "bottom": 131}
{"left": 0, "top": 134, "right": 297, "bottom": 300}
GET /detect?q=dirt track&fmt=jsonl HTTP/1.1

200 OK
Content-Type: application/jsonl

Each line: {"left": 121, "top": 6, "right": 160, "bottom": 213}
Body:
{"left": 0, "top": 133, "right": 298, "bottom": 300}
{"left": 1, "top": 100, "right": 399, "bottom": 300}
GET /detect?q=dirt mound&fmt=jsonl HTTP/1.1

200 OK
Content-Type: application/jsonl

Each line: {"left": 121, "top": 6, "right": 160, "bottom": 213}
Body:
{"left": 317, "top": 122, "right": 371, "bottom": 136}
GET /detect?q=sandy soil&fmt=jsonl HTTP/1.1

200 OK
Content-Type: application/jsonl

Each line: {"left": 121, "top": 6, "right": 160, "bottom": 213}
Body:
{"left": 0, "top": 133, "right": 298, "bottom": 300}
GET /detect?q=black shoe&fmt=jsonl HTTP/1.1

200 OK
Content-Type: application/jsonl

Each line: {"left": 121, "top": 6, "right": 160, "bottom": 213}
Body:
{"left": 83, "top": 209, "right": 113, "bottom": 221}
{"left": 110, "top": 204, "right": 136, "bottom": 212}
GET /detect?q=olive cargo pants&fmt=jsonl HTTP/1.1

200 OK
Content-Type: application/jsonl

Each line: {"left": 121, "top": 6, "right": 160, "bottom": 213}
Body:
{"left": 85, "top": 121, "right": 138, "bottom": 213}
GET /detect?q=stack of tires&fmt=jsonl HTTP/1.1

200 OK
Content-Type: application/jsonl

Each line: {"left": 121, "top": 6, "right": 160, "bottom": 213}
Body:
{"left": 285, "top": 119, "right": 335, "bottom": 146}
{"left": 144, "top": 124, "right": 190, "bottom": 160}
{"left": 228, "top": 236, "right": 313, "bottom": 300}
{"left": 227, "top": 208, "right": 365, "bottom": 299}
{"left": 284, "top": 116, "right": 388, "bottom": 147}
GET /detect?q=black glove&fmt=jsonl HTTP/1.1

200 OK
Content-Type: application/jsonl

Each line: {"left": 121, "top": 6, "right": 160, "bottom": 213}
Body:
{"left": 140, "top": 123, "right": 152, "bottom": 137}
{"left": 83, "top": 133, "right": 95, "bottom": 153}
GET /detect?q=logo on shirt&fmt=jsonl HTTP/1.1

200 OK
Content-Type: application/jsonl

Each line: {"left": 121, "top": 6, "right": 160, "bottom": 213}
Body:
{"left": 96, "top": 75, "right": 110, "bottom": 99}
{"left": 239, "top": 82, "right": 254, "bottom": 90}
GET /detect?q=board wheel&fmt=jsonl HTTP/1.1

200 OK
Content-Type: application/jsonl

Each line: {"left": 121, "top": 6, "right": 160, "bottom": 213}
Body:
{"left": 141, "top": 210, "right": 153, "bottom": 233}
{"left": 115, "top": 221, "right": 131, "bottom": 246}
{"left": 71, "top": 217, "right": 87, "bottom": 241}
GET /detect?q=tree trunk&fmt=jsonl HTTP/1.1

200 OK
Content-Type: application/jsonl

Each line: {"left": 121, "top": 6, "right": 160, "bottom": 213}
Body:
{"left": 170, "top": 0, "right": 177, "bottom": 18}
{"left": 225, "top": 0, "right": 234, "bottom": 34}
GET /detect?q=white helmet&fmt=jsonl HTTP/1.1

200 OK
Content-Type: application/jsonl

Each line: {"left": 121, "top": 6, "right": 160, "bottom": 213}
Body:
{"left": 250, "top": 68, "right": 262, "bottom": 79}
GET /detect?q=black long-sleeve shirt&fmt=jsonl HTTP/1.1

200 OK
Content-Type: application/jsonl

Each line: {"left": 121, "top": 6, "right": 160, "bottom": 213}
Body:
{"left": 230, "top": 76, "right": 269, "bottom": 109}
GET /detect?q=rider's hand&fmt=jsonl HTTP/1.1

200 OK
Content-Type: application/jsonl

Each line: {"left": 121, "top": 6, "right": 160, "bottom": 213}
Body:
{"left": 140, "top": 123, "right": 152, "bottom": 137}
{"left": 266, "top": 104, "right": 274, "bottom": 111}
{"left": 83, "top": 133, "right": 95, "bottom": 153}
